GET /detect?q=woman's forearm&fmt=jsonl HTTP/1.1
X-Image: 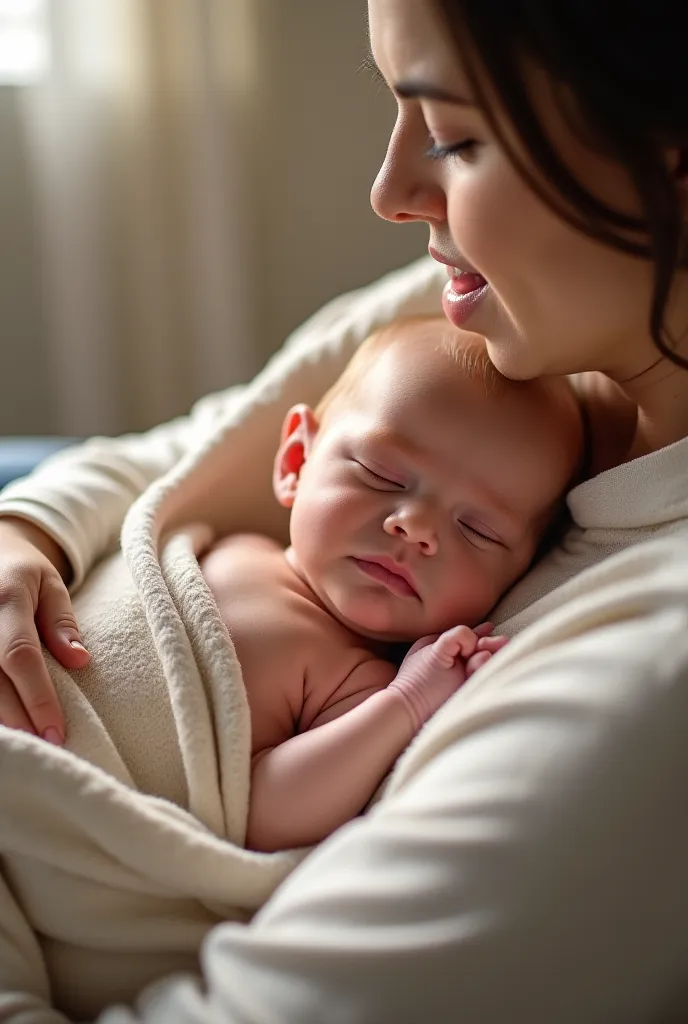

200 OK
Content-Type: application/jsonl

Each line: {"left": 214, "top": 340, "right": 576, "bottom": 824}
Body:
{"left": 0, "top": 389, "right": 242, "bottom": 589}
{"left": 247, "top": 689, "right": 415, "bottom": 853}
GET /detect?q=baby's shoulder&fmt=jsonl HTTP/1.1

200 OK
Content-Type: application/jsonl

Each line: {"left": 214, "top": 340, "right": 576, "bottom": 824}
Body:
{"left": 200, "top": 533, "right": 288, "bottom": 602}
{"left": 203, "top": 532, "right": 282, "bottom": 570}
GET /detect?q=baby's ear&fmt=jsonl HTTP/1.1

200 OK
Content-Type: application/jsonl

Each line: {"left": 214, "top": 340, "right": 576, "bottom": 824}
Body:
{"left": 273, "top": 404, "right": 319, "bottom": 508}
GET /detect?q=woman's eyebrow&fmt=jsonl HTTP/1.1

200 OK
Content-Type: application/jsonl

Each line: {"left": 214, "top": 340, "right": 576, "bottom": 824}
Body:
{"left": 395, "top": 81, "right": 477, "bottom": 107}
{"left": 360, "top": 51, "right": 476, "bottom": 108}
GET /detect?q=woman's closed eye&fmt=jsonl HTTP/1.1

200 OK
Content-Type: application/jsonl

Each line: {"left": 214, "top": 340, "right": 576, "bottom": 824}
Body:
{"left": 425, "top": 138, "right": 479, "bottom": 162}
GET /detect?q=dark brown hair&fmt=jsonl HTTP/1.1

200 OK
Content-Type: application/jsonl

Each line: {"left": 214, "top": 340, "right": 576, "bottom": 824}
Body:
{"left": 435, "top": 0, "right": 688, "bottom": 367}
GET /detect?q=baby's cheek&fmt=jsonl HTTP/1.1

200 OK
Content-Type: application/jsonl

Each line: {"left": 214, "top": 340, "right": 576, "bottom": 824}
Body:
{"left": 309, "top": 490, "right": 352, "bottom": 533}
{"left": 323, "top": 486, "right": 372, "bottom": 529}
{"left": 292, "top": 488, "right": 353, "bottom": 557}
{"left": 440, "top": 559, "right": 503, "bottom": 626}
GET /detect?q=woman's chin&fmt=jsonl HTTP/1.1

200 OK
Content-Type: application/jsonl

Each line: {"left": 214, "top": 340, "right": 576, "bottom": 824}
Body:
{"left": 483, "top": 320, "right": 575, "bottom": 381}
{"left": 484, "top": 336, "right": 541, "bottom": 381}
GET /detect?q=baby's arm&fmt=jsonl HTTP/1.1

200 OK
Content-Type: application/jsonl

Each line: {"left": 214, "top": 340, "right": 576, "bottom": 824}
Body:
{"left": 248, "top": 661, "right": 405, "bottom": 853}
{"left": 247, "top": 626, "right": 505, "bottom": 852}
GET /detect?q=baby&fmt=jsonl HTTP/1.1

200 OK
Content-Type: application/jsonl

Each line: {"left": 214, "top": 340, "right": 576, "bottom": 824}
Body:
{"left": 200, "top": 317, "right": 583, "bottom": 852}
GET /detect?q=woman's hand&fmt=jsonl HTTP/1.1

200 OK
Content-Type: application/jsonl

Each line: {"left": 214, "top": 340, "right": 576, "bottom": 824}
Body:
{"left": 0, "top": 517, "right": 89, "bottom": 743}
{"left": 389, "top": 623, "right": 508, "bottom": 733}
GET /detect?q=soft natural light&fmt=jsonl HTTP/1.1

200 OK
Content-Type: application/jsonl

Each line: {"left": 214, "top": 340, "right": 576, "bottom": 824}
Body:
{"left": 0, "top": 0, "right": 49, "bottom": 84}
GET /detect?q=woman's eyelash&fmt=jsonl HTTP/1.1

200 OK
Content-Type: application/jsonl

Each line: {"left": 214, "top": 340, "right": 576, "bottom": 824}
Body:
{"left": 359, "top": 53, "right": 386, "bottom": 87}
{"left": 426, "top": 139, "right": 478, "bottom": 161}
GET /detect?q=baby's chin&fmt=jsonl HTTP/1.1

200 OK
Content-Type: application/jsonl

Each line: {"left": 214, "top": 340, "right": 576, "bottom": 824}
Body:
{"left": 327, "top": 593, "right": 483, "bottom": 646}
{"left": 323, "top": 591, "right": 426, "bottom": 644}
{"left": 330, "top": 597, "right": 493, "bottom": 645}
{"left": 331, "top": 605, "right": 418, "bottom": 644}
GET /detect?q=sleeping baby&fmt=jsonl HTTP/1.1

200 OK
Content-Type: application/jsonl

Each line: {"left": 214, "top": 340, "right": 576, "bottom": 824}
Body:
{"left": 200, "top": 316, "right": 584, "bottom": 851}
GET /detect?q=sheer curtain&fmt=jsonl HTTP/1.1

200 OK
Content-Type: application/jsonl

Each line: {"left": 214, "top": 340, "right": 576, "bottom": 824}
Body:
{"left": 17, "top": 0, "right": 261, "bottom": 435}
{"left": 2, "top": 0, "right": 426, "bottom": 436}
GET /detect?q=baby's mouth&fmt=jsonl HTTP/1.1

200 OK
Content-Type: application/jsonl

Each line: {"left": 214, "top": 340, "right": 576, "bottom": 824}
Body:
{"left": 351, "top": 556, "right": 420, "bottom": 600}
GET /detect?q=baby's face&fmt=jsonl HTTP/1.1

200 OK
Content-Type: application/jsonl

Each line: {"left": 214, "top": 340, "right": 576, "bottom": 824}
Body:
{"left": 286, "top": 338, "right": 579, "bottom": 642}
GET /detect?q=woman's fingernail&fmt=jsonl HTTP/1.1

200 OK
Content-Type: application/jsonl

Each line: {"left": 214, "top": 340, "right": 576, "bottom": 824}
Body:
{"left": 70, "top": 640, "right": 88, "bottom": 653}
{"left": 43, "top": 727, "right": 64, "bottom": 746}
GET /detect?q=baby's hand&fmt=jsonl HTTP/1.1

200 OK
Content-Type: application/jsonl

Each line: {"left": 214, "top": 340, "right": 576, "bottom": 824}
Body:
{"left": 467, "top": 629, "right": 510, "bottom": 677}
{"left": 389, "top": 623, "right": 507, "bottom": 733}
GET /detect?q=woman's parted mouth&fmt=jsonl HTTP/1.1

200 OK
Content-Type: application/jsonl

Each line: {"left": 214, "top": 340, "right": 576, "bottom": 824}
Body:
{"left": 448, "top": 267, "right": 488, "bottom": 294}
{"left": 429, "top": 244, "right": 482, "bottom": 277}
{"left": 429, "top": 246, "right": 488, "bottom": 307}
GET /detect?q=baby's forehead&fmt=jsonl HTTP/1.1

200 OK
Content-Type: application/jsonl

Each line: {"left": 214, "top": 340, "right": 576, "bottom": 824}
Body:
{"left": 353, "top": 351, "right": 573, "bottom": 475}
{"left": 362, "top": 343, "right": 503, "bottom": 420}
{"left": 349, "top": 378, "right": 498, "bottom": 460}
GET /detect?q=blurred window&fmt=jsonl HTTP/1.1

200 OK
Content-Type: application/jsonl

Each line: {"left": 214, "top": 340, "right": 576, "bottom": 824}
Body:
{"left": 0, "top": 0, "right": 50, "bottom": 85}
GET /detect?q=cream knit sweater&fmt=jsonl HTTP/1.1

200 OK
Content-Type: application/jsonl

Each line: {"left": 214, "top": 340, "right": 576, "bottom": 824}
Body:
{"left": 2, "top": 257, "right": 688, "bottom": 1024}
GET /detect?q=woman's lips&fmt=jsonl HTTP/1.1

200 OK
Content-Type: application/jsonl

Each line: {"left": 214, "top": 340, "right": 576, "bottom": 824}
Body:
{"left": 449, "top": 269, "right": 487, "bottom": 295}
{"left": 442, "top": 274, "right": 489, "bottom": 328}
{"left": 429, "top": 247, "right": 489, "bottom": 328}
{"left": 351, "top": 557, "right": 419, "bottom": 599}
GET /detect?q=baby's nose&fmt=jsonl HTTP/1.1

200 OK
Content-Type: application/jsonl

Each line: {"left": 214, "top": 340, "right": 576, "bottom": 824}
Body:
{"left": 383, "top": 508, "right": 439, "bottom": 555}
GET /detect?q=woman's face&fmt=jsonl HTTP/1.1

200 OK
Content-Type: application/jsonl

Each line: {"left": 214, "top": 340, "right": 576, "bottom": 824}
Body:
{"left": 368, "top": 0, "right": 679, "bottom": 381}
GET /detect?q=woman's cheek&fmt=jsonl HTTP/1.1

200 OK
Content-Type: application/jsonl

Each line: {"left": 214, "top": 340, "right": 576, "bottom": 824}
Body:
{"left": 446, "top": 153, "right": 530, "bottom": 292}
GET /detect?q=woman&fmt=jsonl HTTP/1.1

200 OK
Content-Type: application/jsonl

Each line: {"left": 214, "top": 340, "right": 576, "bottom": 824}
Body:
{"left": 1, "top": 0, "right": 688, "bottom": 1020}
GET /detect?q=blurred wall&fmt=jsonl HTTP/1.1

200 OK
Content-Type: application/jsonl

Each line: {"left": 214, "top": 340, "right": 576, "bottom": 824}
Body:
{"left": 0, "top": 89, "right": 53, "bottom": 433}
{"left": 248, "top": 0, "right": 427, "bottom": 356}
{"left": 0, "top": 0, "right": 427, "bottom": 435}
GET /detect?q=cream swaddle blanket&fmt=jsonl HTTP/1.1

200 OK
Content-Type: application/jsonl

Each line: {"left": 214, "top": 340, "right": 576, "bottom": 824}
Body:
{"left": 0, "top": 520, "right": 307, "bottom": 1022}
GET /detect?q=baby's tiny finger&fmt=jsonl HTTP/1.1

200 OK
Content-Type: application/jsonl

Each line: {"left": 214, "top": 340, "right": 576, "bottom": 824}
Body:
{"left": 438, "top": 624, "right": 478, "bottom": 656}
{"left": 476, "top": 634, "right": 509, "bottom": 654}
{"left": 465, "top": 650, "right": 492, "bottom": 679}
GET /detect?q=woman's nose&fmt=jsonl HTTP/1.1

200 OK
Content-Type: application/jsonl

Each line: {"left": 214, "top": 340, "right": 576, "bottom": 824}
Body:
{"left": 383, "top": 506, "right": 439, "bottom": 555}
{"left": 370, "top": 114, "right": 446, "bottom": 225}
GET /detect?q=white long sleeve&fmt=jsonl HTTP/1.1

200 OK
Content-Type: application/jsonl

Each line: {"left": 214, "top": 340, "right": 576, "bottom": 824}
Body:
{"left": 99, "top": 536, "right": 688, "bottom": 1024}
{"left": 0, "top": 258, "right": 445, "bottom": 588}
{"left": 0, "top": 398, "right": 236, "bottom": 589}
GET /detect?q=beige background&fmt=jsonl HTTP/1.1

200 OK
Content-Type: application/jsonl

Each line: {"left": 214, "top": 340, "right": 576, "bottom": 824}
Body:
{"left": 0, "top": 0, "right": 427, "bottom": 436}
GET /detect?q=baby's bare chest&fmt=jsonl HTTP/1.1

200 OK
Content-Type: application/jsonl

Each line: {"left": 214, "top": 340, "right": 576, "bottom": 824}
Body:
{"left": 200, "top": 536, "right": 377, "bottom": 749}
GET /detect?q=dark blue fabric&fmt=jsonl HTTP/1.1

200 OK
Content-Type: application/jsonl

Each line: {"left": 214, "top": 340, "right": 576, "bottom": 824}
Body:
{"left": 0, "top": 437, "right": 80, "bottom": 491}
